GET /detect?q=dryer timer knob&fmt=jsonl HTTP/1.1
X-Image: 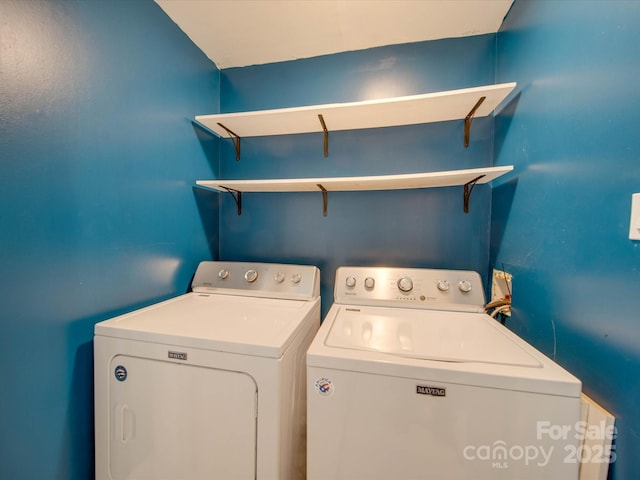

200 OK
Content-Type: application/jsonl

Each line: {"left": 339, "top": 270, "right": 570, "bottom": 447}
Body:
{"left": 218, "top": 269, "right": 230, "bottom": 280}
{"left": 458, "top": 280, "right": 472, "bottom": 293}
{"left": 244, "top": 269, "right": 259, "bottom": 283}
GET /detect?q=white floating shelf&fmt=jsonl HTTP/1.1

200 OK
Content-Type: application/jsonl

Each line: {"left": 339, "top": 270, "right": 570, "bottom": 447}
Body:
{"left": 196, "top": 166, "right": 514, "bottom": 216}
{"left": 196, "top": 166, "right": 513, "bottom": 193}
{"left": 195, "top": 83, "right": 516, "bottom": 139}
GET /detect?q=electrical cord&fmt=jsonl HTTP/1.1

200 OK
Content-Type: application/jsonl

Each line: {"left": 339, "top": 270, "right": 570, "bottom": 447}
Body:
{"left": 485, "top": 298, "right": 511, "bottom": 325}
{"left": 490, "top": 304, "right": 511, "bottom": 318}
{"left": 485, "top": 298, "right": 511, "bottom": 311}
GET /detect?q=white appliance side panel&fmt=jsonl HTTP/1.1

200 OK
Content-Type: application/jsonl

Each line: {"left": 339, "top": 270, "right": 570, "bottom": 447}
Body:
{"left": 109, "top": 355, "right": 257, "bottom": 480}
{"left": 276, "top": 311, "right": 320, "bottom": 480}
{"left": 307, "top": 367, "right": 581, "bottom": 480}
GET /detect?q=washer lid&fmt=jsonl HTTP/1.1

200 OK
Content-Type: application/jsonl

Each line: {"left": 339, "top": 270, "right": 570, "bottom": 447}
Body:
{"left": 95, "top": 293, "right": 318, "bottom": 358}
{"left": 325, "top": 306, "right": 541, "bottom": 367}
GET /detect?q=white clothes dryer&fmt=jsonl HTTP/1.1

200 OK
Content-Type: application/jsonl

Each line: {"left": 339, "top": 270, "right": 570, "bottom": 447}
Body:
{"left": 307, "top": 266, "right": 582, "bottom": 480}
{"left": 94, "top": 261, "right": 320, "bottom": 480}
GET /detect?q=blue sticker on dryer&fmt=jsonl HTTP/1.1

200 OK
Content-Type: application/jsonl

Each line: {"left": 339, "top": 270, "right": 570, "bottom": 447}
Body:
{"left": 114, "top": 365, "right": 127, "bottom": 382}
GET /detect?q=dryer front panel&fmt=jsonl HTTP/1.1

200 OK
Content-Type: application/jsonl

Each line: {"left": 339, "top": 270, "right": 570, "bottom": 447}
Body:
{"left": 107, "top": 355, "right": 257, "bottom": 480}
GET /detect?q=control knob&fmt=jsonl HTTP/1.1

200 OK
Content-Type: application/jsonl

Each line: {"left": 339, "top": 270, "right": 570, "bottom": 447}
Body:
{"left": 364, "top": 277, "right": 375, "bottom": 289}
{"left": 458, "top": 280, "right": 472, "bottom": 293}
{"left": 218, "top": 269, "right": 230, "bottom": 280}
{"left": 397, "top": 277, "right": 413, "bottom": 293}
{"left": 244, "top": 269, "right": 259, "bottom": 283}
{"left": 345, "top": 276, "right": 356, "bottom": 288}
{"left": 274, "top": 272, "right": 285, "bottom": 283}
{"left": 437, "top": 280, "right": 450, "bottom": 292}
{"left": 290, "top": 273, "right": 302, "bottom": 284}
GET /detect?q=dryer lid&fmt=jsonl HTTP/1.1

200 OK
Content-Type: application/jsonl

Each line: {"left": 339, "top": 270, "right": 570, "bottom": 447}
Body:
{"left": 325, "top": 306, "right": 542, "bottom": 367}
{"left": 95, "top": 293, "right": 318, "bottom": 358}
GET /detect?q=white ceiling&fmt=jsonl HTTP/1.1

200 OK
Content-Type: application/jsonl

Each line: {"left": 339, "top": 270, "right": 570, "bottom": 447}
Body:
{"left": 155, "top": 0, "right": 514, "bottom": 69}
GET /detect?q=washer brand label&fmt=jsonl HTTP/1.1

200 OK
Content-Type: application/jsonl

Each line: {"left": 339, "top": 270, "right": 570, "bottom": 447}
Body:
{"left": 315, "top": 377, "right": 334, "bottom": 397}
{"left": 114, "top": 365, "right": 127, "bottom": 382}
{"left": 416, "top": 384, "right": 446, "bottom": 397}
{"left": 168, "top": 351, "right": 187, "bottom": 361}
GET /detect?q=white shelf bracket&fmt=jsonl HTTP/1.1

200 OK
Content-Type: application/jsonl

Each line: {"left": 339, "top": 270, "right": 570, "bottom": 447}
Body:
{"left": 217, "top": 123, "right": 241, "bottom": 161}
{"left": 317, "top": 184, "right": 328, "bottom": 216}
{"left": 464, "top": 96, "right": 486, "bottom": 148}
{"left": 318, "top": 114, "right": 329, "bottom": 157}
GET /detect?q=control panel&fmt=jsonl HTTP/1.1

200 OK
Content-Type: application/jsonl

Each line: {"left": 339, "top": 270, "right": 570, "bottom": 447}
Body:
{"left": 191, "top": 261, "right": 320, "bottom": 300}
{"left": 334, "top": 266, "right": 485, "bottom": 312}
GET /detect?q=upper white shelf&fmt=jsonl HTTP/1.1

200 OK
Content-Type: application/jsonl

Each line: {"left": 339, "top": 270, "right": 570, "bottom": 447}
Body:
{"left": 195, "top": 82, "right": 517, "bottom": 139}
{"left": 196, "top": 166, "right": 513, "bottom": 193}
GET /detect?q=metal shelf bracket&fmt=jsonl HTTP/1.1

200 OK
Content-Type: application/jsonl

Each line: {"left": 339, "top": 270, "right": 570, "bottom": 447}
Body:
{"left": 464, "top": 96, "right": 486, "bottom": 148}
{"left": 317, "top": 184, "right": 328, "bottom": 216}
{"left": 318, "top": 114, "right": 329, "bottom": 157}
{"left": 221, "top": 186, "right": 242, "bottom": 215}
{"left": 217, "top": 122, "right": 241, "bottom": 161}
{"left": 463, "top": 175, "right": 485, "bottom": 213}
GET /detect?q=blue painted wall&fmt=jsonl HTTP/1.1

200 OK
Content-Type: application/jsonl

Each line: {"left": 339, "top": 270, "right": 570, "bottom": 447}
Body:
{"left": 493, "top": 1, "right": 640, "bottom": 478}
{"left": 218, "top": 35, "right": 498, "bottom": 313}
{"left": 0, "top": 1, "right": 219, "bottom": 478}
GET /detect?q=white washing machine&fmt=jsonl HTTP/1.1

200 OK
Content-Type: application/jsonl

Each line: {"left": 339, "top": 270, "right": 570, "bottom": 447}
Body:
{"left": 307, "top": 266, "right": 582, "bottom": 480}
{"left": 94, "top": 261, "right": 320, "bottom": 480}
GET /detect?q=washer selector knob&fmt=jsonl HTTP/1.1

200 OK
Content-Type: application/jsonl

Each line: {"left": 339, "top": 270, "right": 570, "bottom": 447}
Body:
{"left": 458, "top": 280, "right": 472, "bottom": 293}
{"left": 397, "top": 277, "right": 414, "bottom": 293}
{"left": 364, "top": 277, "right": 375, "bottom": 289}
{"left": 345, "top": 276, "right": 357, "bottom": 288}
{"left": 244, "top": 269, "right": 259, "bottom": 283}
{"left": 437, "top": 280, "right": 450, "bottom": 292}
{"left": 290, "top": 273, "right": 302, "bottom": 284}
{"left": 218, "top": 269, "right": 230, "bottom": 280}
{"left": 274, "top": 272, "right": 285, "bottom": 283}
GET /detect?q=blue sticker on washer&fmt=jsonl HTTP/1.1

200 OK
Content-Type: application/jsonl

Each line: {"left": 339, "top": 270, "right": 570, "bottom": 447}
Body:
{"left": 114, "top": 365, "right": 127, "bottom": 382}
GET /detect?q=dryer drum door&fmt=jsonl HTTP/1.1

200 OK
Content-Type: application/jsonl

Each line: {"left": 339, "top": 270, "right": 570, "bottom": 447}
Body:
{"left": 108, "top": 355, "right": 257, "bottom": 480}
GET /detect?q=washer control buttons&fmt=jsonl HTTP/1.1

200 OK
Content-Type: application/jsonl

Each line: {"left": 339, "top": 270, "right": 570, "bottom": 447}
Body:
{"left": 345, "top": 276, "right": 356, "bottom": 288}
{"left": 458, "top": 280, "right": 472, "bottom": 293}
{"left": 218, "top": 269, "right": 230, "bottom": 280}
{"left": 244, "top": 269, "right": 259, "bottom": 283}
{"left": 397, "top": 277, "right": 414, "bottom": 293}
{"left": 290, "top": 273, "right": 302, "bottom": 284}
{"left": 437, "top": 280, "right": 450, "bottom": 292}
{"left": 274, "top": 272, "right": 285, "bottom": 283}
{"left": 364, "top": 277, "right": 375, "bottom": 289}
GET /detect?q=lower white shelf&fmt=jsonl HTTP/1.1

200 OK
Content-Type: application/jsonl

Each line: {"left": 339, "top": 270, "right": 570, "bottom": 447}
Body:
{"left": 196, "top": 166, "right": 512, "bottom": 193}
{"left": 196, "top": 165, "right": 513, "bottom": 216}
